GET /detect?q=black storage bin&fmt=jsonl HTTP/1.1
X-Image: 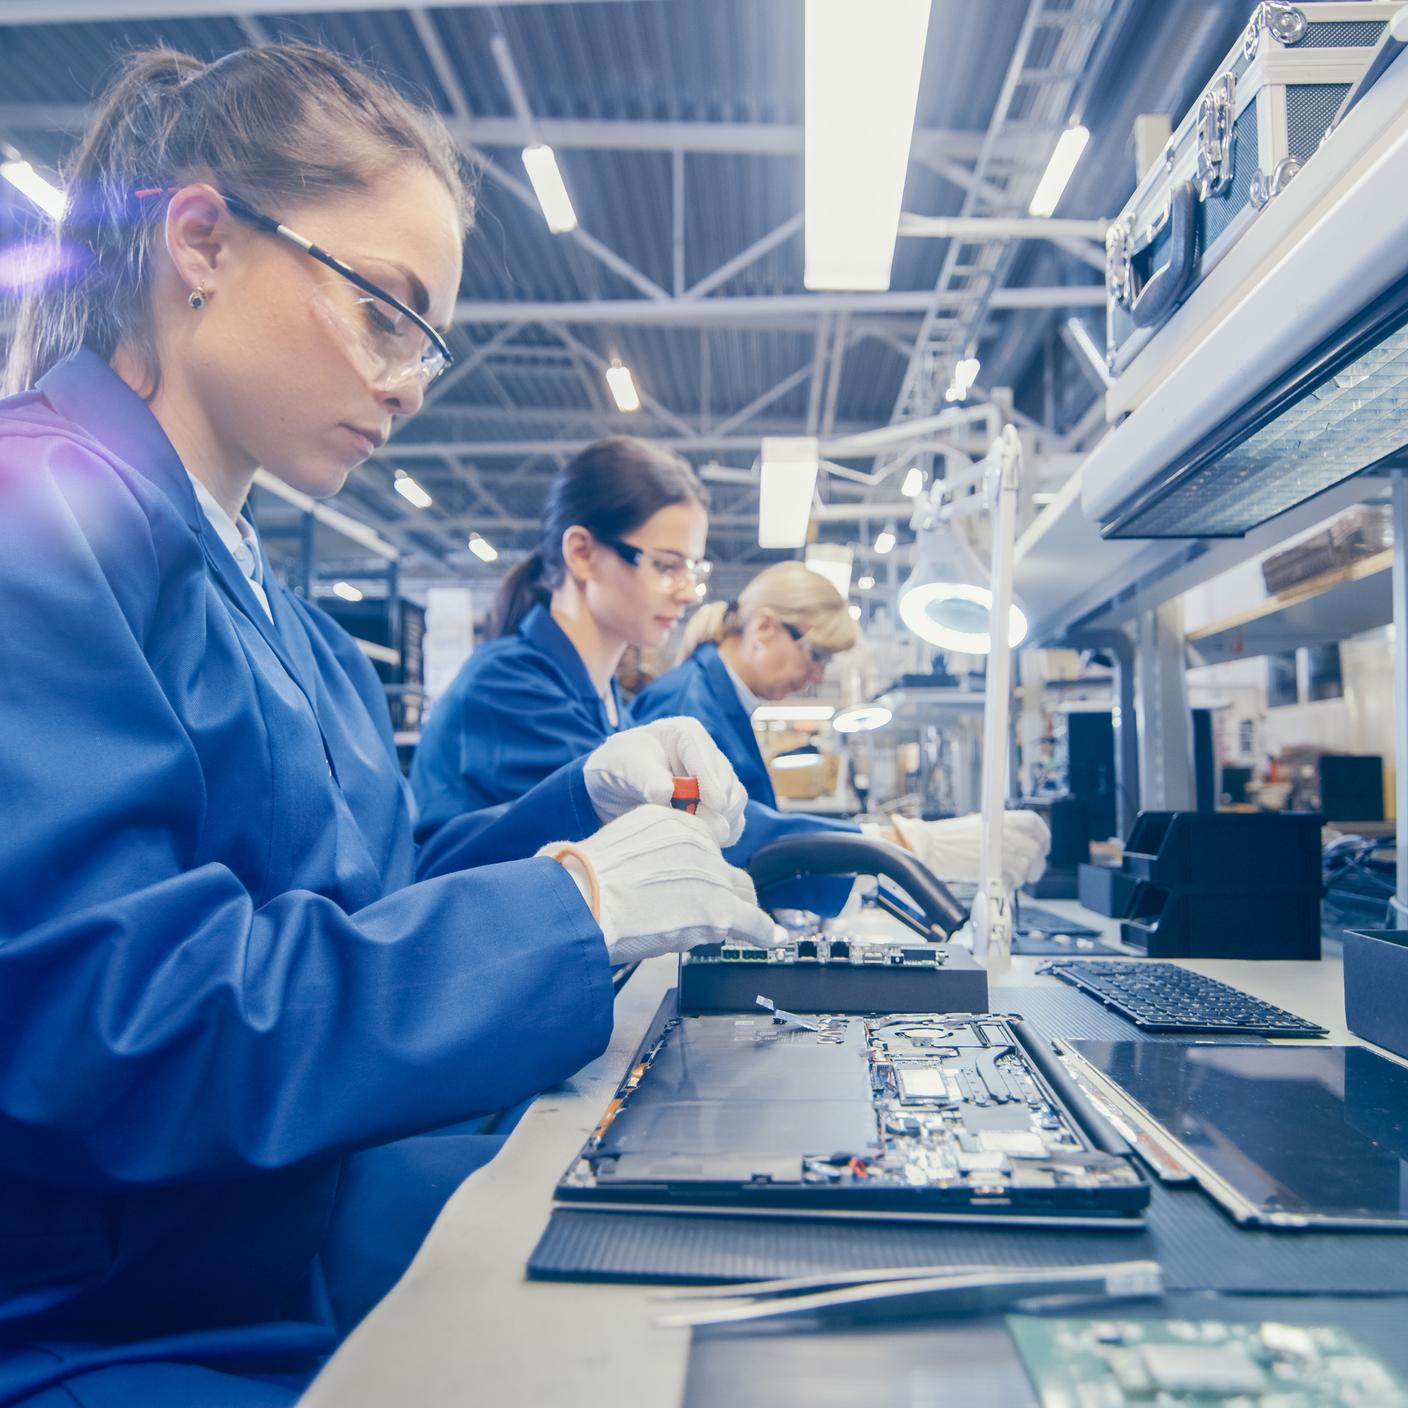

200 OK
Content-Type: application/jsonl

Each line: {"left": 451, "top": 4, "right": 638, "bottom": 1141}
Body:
{"left": 1078, "top": 861, "right": 1137, "bottom": 918}
{"left": 1344, "top": 928, "right": 1408, "bottom": 1061}
{"left": 1118, "top": 811, "right": 1323, "bottom": 959}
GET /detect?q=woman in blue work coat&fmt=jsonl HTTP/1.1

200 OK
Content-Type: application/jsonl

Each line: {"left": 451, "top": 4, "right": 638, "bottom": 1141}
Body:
{"left": 0, "top": 43, "right": 770, "bottom": 1408}
{"left": 636, "top": 562, "right": 1055, "bottom": 887}
{"left": 634, "top": 560, "right": 859, "bottom": 806}
{"left": 413, "top": 441, "right": 874, "bottom": 914}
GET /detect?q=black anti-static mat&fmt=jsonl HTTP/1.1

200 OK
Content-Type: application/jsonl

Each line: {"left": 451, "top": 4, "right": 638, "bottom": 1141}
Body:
{"left": 681, "top": 1295, "right": 1408, "bottom": 1408}
{"left": 527, "top": 1174, "right": 1408, "bottom": 1295}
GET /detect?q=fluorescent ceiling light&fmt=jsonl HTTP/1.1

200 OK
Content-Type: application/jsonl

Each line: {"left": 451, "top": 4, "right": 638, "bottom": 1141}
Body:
{"left": 944, "top": 355, "right": 981, "bottom": 403}
{"left": 848, "top": 603, "right": 862, "bottom": 620}
{"left": 521, "top": 144, "right": 578, "bottom": 233}
{"left": 393, "top": 470, "right": 432, "bottom": 509}
{"left": 856, "top": 574, "right": 876, "bottom": 590}
{"left": 901, "top": 466, "right": 925, "bottom": 497}
{"left": 873, "top": 529, "right": 896, "bottom": 555}
{"left": 332, "top": 581, "right": 364, "bottom": 602}
{"left": 605, "top": 360, "right": 641, "bottom": 412}
{"left": 1028, "top": 125, "right": 1090, "bottom": 219}
{"left": 804, "top": 542, "right": 854, "bottom": 597}
{"left": 833, "top": 703, "right": 893, "bottom": 734}
{"left": 753, "top": 704, "right": 836, "bottom": 723}
{"left": 0, "top": 159, "right": 65, "bottom": 219}
{"left": 758, "top": 436, "right": 820, "bottom": 548}
{"left": 468, "top": 534, "right": 499, "bottom": 562}
{"left": 804, "top": 0, "right": 932, "bottom": 290}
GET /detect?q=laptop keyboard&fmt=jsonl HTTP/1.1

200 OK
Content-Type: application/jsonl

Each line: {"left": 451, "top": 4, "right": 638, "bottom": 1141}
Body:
{"left": 1040, "top": 960, "right": 1328, "bottom": 1037}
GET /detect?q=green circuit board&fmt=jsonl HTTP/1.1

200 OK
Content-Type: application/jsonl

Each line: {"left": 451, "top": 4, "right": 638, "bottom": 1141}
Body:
{"left": 1007, "top": 1315, "right": 1408, "bottom": 1408}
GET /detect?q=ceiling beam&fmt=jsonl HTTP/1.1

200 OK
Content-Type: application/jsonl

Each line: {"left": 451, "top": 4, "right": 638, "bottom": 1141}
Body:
{"left": 0, "top": 103, "right": 1032, "bottom": 165}
{"left": 451, "top": 287, "right": 1103, "bottom": 326}
{"left": 0, "top": 0, "right": 631, "bottom": 19}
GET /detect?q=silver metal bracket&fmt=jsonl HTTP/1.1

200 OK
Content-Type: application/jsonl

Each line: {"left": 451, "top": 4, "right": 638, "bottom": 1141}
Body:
{"left": 1244, "top": 3, "right": 1307, "bottom": 62}
{"left": 1249, "top": 156, "right": 1303, "bottom": 211}
{"left": 1196, "top": 72, "right": 1237, "bottom": 198}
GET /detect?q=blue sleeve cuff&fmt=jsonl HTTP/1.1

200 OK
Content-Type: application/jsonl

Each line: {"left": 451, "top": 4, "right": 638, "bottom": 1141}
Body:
{"left": 415, "top": 758, "right": 598, "bottom": 879}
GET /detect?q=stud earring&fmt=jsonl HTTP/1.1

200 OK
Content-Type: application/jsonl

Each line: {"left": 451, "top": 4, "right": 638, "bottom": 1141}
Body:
{"left": 188, "top": 285, "right": 208, "bottom": 311}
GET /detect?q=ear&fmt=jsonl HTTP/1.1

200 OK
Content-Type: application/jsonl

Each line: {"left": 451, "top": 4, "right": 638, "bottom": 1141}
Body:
{"left": 163, "top": 184, "right": 233, "bottom": 298}
{"left": 560, "top": 525, "right": 597, "bottom": 585}
{"left": 752, "top": 608, "right": 779, "bottom": 640}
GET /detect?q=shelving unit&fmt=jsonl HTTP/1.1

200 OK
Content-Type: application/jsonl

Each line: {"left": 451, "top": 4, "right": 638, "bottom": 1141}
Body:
{"left": 1187, "top": 550, "right": 1393, "bottom": 666}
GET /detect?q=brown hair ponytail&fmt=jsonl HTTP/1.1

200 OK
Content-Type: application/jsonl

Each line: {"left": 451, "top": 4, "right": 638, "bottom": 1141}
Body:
{"left": 5, "top": 40, "right": 471, "bottom": 396}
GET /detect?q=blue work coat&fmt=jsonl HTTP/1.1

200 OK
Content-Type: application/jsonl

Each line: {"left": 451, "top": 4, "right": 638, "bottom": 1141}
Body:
{"left": 414, "top": 621, "right": 855, "bottom": 914}
{"left": 0, "top": 350, "right": 613, "bottom": 1407}
{"left": 412, "top": 602, "right": 630, "bottom": 832}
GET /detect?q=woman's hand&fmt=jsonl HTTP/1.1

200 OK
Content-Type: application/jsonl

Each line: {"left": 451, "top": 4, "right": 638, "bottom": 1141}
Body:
{"left": 583, "top": 717, "right": 748, "bottom": 847}
{"left": 891, "top": 810, "right": 1052, "bottom": 892}
{"left": 541, "top": 806, "right": 782, "bottom": 963}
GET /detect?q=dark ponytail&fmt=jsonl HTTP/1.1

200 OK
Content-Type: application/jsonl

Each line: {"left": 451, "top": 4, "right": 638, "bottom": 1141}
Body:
{"left": 5, "top": 41, "right": 471, "bottom": 396}
{"left": 490, "top": 436, "right": 710, "bottom": 638}
{"left": 487, "top": 549, "right": 551, "bottom": 641}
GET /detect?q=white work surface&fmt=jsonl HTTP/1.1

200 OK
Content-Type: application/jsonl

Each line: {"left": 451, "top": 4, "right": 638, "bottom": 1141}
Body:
{"left": 300, "top": 901, "right": 1369, "bottom": 1408}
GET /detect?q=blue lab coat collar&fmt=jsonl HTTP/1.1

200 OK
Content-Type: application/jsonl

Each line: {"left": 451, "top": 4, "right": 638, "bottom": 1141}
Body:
{"left": 694, "top": 643, "right": 778, "bottom": 808}
{"left": 37, "top": 348, "right": 311, "bottom": 690}
{"left": 519, "top": 603, "right": 626, "bottom": 729}
{"left": 37, "top": 347, "right": 202, "bottom": 533}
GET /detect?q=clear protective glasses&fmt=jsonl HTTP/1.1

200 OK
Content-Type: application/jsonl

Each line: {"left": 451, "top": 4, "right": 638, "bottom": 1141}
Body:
{"left": 135, "top": 187, "right": 454, "bottom": 392}
{"left": 600, "top": 535, "right": 714, "bottom": 592}
{"left": 782, "top": 620, "right": 832, "bottom": 668}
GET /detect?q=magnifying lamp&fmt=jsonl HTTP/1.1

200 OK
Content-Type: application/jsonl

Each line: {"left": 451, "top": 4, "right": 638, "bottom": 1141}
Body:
{"left": 832, "top": 703, "right": 893, "bottom": 734}
{"left": 771, "top": 742, "right": 824, "bottom": 771}
{"left": 898, "top": 520, "right": 1028, "bottom": 653}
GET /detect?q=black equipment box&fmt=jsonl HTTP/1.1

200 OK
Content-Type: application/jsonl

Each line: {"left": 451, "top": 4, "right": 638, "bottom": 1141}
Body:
{"left": 1118, "top": 810, "right": 1323, "bottom": 959}
{"left": 705, "top": 830, "right": 984, "bottom": 1015}
{"left": 1344, "top": 927, "right": 1408, "bottom": 1062}
{"left": 677, "top": 936, "right": 989, "bottom": 1016}
{"left": 1078, "top": 861, "right": 1138, "bottom": 918}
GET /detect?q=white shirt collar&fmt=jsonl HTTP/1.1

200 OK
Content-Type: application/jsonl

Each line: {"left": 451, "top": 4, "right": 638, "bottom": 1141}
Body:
{"left": 720, "top": 654, "right": 764, "bottom": 718}
{"left": 187, "top": 472, "right": 272, "bottom": 619}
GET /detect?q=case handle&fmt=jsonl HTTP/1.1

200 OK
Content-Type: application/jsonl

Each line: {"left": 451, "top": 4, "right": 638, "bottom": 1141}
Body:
{"left": 746, "top": 832, "right": 968, "bottom": 938}
{"left": 1130, "top": 180, "right": 1198, "bottom": 330}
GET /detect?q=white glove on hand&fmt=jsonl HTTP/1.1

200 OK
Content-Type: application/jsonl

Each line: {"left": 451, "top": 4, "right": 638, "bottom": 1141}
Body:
{"left": 540, "top": 805, "right": 784, "bottom": 964}
{"left": 584, "top": 716, "right": 748, "bottom": 847}
{"left": 892, "top": 810, "right": 1052, "bottom": 892}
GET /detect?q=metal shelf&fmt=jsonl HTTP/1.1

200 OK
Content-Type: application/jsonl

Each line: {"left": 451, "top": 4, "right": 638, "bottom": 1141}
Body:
{"left": 1187, "top": 550, "right": 1392, "bottom": 666}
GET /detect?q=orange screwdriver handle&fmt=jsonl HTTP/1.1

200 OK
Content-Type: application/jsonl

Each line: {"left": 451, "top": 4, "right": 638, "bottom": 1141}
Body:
{"left": 671, "top": 776, "right": 701, "bottom": 814}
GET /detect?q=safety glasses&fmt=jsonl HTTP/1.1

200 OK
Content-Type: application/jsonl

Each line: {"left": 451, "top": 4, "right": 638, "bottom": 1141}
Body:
{"left": 134, "top": 186, "right": 455, "bottom": 391}
{"left": 600, "top": 535, "right": 714, "bottom": 591}
{"left": 782, "top": 620, "right": 833, "bottom": 668}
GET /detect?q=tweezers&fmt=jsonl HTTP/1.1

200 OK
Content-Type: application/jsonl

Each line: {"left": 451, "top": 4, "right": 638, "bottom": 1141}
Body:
{"left": 652, "top": 1259, "right": 1162, "bottom": 1328}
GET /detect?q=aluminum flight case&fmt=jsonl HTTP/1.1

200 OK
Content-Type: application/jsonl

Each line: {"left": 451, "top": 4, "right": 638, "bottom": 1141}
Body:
{"left": 1105, "top": 2, "right": 1397, "bottom": 380}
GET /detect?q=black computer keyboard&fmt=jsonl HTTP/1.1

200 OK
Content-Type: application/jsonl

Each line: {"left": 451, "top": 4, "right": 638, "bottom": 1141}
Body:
{"left": 1040, "top": 960, "right": 1328, "bottom": 1037}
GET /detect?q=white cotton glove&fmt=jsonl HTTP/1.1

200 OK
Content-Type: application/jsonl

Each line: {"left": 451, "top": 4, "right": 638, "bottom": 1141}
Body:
{"left": 584, "top": 716, "right": 748, "bottom": 848}
{"left": 540, "top": 805, "right": 784, "bottom": 964}
{"left": 891, "top": 810, "right": 1052, "bottom": 892}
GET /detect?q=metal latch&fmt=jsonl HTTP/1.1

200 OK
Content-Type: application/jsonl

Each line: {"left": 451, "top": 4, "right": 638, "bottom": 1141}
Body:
{"left": 1105, "top": 214, "right": 1134, "bottom": 310}
{"left": 1196, "top": 72, "right": 1236, "bottom": 197}
{"left": 1249, "top": 156, "right": 1303, "bottom": 210}
{"left": 1244, "top": 2, "right": 1307, "bottom": 61}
